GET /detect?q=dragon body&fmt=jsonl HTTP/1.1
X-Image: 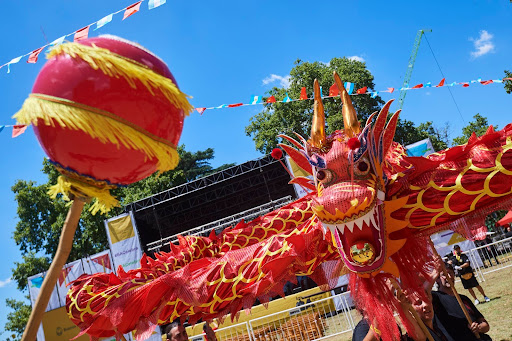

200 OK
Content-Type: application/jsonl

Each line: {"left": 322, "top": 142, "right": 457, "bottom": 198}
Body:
{"left": 68, "top": 73, "right": 512, "bottom": 340}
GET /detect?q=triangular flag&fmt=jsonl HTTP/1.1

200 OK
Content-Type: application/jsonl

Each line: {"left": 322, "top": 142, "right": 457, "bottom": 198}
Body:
{"left": 228, "top": 103, "right": 243, "bottom": 107}
{"left": 371, "top": 92, "right": 378, "bottom": 98}
{"left": 0, "top": 125, "right": 4, "bottom": 133}
{"left": 91, "top": 254, "right": 112, "bottom": 270}
{"left": 480, "top": 80, "right": 493, "bottom": 85}
{"left": 12, "top": 125, "right": 27, "bottom": 138}
{"left": 411, "top": 84, "right": 423, "bottom": 89}
{"left": 356, "top": 86, "right": 367, "bottom": 94}
{"left": 435, "top": 78, "right": 445, "bottom": 87}
{"left": 7, "top": 56, "right": 22, "bottom": 73}
{"left": 344, "top": 82, "right": 354, "bottom": 94}
{"left": 425, "top": 82, "right": 432, "bottom": 88}
{"left": 461, "top": 82, "right": 470, "bottom": 87}
{"left": 266, "top": 95, "right": 276, "bottom": 103}
{"left": 74, "top": 26, "right": 90, "bottom": 42}
{"left": 148, "top": 0, "right": 166, "bottom": 9}
{"left": 95, "top": 14, "right": 113, "bottom": 30}
{"left": 250, "top": 95, "right": 261, "bottom": 104}
{"left": 50, "top": 35, "right": 66, "bottom": 47}
{"left": 58, "top": 266, "right": 73, "bottom": 286}
{"left": 195, "top": 107, "right": 206, "bottom": 115}
{"left": 282, "top": 93, "right": 292, "bottom": 102}
{"left": 329, "top": 83, "right": 339, "bottom": 96}
{"left": 299, "top": 87, "right": 308, "bottom": 100}
{"left": 387, "top": 87, "right": 395, "bottom": 93}
{"left": 123, "top": 1, "right": 142, "bottom": 20}
{"left": 493, "top": 79, "right": 503, "bottom": 83}
{"left": 215, "top": 104, "right": 227, "bottom": 109}
{"left": 449, "top": 82, "right": 457, "bottom": 87}
{"left": 27, "top": 47, "right": 44, "bottom": 64}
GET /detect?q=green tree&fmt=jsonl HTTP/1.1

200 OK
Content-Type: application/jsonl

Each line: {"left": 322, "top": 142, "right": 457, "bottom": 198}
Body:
{"left": 452, "top": 114, "right": 494, "bottom": 146}
{"left": 246, "top": 58, "right": 384, "bottom": 154}
{"left": 505, "top": 70, "right": 512, "bottom": 94}
{"left": 394, "top": 119, "right": 449, "bottom": 152}
{"left": 5, "top": 146, "right": 232, "bottom": 338}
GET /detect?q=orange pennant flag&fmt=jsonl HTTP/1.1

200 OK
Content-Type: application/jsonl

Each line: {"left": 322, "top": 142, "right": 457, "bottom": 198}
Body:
{"left": 266, "top": 95, "right": 276, "bottom": 103}
{"left": 329, "top": 83, "right": 339, "bottom": 96}
{"left": 123, "top": 1, "right": 142, "bottom": 20}
{"left": 412, "top": 84, "right": 423, "bottom": 89}
{"left": 387, "top": 87, "right": 395, "bottom": 93}
{"left": 356, "top": 86, "right": 367, "bottom": 94}
{"left": 74, "top": 26, "right": 90, "bottom": 42}
{"left": 300, "top": 87, "right": 308, "bottom": 100}
{"left": 12, "top": 125, "right": 27, "bottom": 138}
{"left": 435, "top": 78, "right": 446, "bottom": 87}
{"left": 27, "top": 47, "right": 44, "bottom": 64}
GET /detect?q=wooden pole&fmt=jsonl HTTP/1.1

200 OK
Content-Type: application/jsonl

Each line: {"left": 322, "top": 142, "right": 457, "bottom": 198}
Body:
{"left": 389, "top": 278, "right": 434, "bottom": 341}
{"left": 428, "top": 238, "right": 480, "bottom": 339}
{"left": 21, "top": 198, "right": 86, "bottom": 341}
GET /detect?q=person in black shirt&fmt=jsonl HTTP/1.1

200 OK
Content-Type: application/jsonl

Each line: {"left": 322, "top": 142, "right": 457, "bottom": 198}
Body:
{"left": 448, "top": 245, "right": 490, "bottom": 305}
{"left": 433, "top": 263, "right": 491, "bottom": 340}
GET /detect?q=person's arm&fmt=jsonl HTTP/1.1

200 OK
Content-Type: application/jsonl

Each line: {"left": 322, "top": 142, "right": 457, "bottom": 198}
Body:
{"left": 469, "top": 318, "right": 490, "bottom": 334}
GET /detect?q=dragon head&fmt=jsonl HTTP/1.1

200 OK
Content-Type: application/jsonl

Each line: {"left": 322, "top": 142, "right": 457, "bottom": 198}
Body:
{"left": 300, "top": 72, "right": 407, "bottom": 276}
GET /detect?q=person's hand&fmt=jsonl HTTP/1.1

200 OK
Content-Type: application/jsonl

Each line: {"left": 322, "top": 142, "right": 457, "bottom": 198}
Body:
{"left": 454, "top": 265, "right": 462, "bottom": 270}
{"left": 468, "top": 322, "right": 480, "bottom": 333}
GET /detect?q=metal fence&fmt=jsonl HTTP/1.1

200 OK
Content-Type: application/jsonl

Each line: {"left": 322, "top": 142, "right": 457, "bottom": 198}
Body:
{"left": 188, "top": 236, "right": 512, "bottom": 341}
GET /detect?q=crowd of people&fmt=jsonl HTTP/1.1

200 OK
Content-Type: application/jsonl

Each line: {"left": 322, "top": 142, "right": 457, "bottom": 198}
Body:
{"left": 352, "top": 244, "right": 493, "bottom": 341}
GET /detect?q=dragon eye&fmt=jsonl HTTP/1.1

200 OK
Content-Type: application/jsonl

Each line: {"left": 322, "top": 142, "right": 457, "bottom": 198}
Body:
{"left": 316, "top": 169, "right": 335, "bottom": 185}
{"left": 354, "top": 157, "right": 371, "bottom": 176}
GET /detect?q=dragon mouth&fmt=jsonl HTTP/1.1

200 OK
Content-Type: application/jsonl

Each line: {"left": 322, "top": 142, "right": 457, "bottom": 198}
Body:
{"left": 322, "top": 201, "right": 386, "bottom": 272}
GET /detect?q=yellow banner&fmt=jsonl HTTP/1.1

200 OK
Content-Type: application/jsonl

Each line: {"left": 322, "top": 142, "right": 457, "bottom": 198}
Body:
{"left": 107, "top": 214, "right": 135, "bottom": 243}
{"left": 42, "top": 307, "right": 89, "bottom": 341}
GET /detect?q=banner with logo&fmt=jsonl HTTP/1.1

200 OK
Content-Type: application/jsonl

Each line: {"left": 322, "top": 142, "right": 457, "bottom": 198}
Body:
{"left": 105, "top": 212, "right": 143, "bottom": 272}
{"left": 56, "top": 259, "right": 85, "bottom": 306}
{"left": 84, "top": 249, "right": 114, "bottom": 274}
{"left": 27, "top": 273, "right": 61, "bottom": 311}
{"left": 405, "top": 138, "right": 435, "bottom": 157}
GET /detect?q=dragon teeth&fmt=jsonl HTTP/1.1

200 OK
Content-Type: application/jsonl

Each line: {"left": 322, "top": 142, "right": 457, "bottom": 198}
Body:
{"left": 345, "top": 220, "right": 355, "bottom": 233}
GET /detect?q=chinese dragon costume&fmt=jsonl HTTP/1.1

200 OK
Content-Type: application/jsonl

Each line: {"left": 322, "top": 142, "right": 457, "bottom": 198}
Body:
{"left": 67, "top": 72, "right": 512, "bottom": 341}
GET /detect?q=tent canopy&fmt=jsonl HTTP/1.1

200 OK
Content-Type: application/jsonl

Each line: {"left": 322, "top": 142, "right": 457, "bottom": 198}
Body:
{"left": 498, "top": 210, "right": 512, "bottom": 226}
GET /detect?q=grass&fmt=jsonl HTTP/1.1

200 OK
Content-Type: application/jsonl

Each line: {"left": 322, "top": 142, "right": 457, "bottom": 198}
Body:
{"left": 321, "top": 265, "right": 512, "bottom": 341}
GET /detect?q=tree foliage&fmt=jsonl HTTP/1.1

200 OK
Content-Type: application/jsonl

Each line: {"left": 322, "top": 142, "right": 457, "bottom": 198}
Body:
{"left": 395, "top": 119, "right": 449, "bottom": 152}
{"left": 5, "top": 146, "right": 232, "bottom": 338}
{"left": 505, "top": 70, "right": 512, "bottom": 94}
{"left": 246, "top": 58, "right": 384, "bottom": 154}
{"left": 452, "top": 114, "right": 494, "bottom": 146}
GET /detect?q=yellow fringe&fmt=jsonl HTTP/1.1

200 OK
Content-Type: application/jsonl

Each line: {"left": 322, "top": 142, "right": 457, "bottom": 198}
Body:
{"left": 14, "top": 95, "right": 180, "bottom": 173}
{"left": 49, "top": 175, "right": 119, "bottom": 215}
{"left": 47, "top": 42, "right": 193, "bottom": 115}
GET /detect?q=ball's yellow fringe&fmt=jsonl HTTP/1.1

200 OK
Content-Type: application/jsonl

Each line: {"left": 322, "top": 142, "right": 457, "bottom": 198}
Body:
{"left": 49, "top": 176, "right": 118, "bottom": 215}
{"left": 47, "top": 42, "right": 193, "bottom": 115}
{"left": 14, "top": 95, "right": 180, "bottom": 173}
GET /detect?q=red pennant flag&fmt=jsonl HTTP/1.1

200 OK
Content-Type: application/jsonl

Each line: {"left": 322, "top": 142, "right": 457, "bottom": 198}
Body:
{"left": 480, "top": 80, "right": 493, "bottom": 85}
{"left": 74, "top": 26, "right": 90, "bottom": 42}
{"left": 227, "top": 103, "right": 243, "bottom": 108}
{"left": 27, "top": 47, "right": 44, "bottom": 64}
{"left": 461, "top": 82, "right": 470, "bottom": 87}
{"left": 266, "top": 95, "right": 276, "bottom": 103}
{"left": 123, "top": 1, "right": 142, "bottom": 20}
{"left": 195, "top": 107, "right": 206, "bottom": 115}
{"left": 91, "top": 254, "right": 112, "bottom": 270}
{"left": 435, "top": 78, "right": 446, "bottom": 87}
{"left": 387, "top": 87, "right": 395, "bottom": 93}
{"left": 356, "top": 86, "right": 367, "bottom": 94}
{"left": 300, "top": 87, "right": 308, "bottom": 100}
{"left": 329, "top": 83, "right": 339, "bottom": 96}
{"left": 12, "top": 125, "right": 27, "bottom": 138}
{"left": 59, "top": 266, "right": 72, "bottom": 286}
{"left": 411, "top": 83, "right": 423, "bottom": 89}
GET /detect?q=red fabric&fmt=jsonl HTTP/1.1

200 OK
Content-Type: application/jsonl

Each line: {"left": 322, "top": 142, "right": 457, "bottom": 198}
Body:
{"left": 227, "top": 103, "right": 243, "bottom": 108}
{"left": 266, "top": 95, "right": 276, "bottom": 103}
{"left": 411, "top": 83, "right": 423, "bottom": 89}
{"left": 347, "top": 137, "right": 360, "bottom": 150}
{"left": 435, "top": 78, "right": 446, "bottom": 87}
{"left": 461, "top": 82, "right": 470, "bottom": 87}
{"left": 74, "top": 26, "right": 90, "bottom": 42}
{"left": 27, "top": 47, "right": 44, "bottom": 64}
{"left": 356, "top": 86, "right": 367, "bottom": 94}
{"left": 498, "top": 210, "right": 512, "bottom": 226}
{"left": 123, "top": 1, "right": 142, "bottom": 20}
{"left": 329, "top": 83, "right": 339, "bottom": 96}
{"left": 12, "top": 125, "right": 27, "bottom": 138}
{"left": 480, "top": 80, "right": 493, "bottom": 85}
{"left": 300, "top": 87, "right": 308, "bottom": 100}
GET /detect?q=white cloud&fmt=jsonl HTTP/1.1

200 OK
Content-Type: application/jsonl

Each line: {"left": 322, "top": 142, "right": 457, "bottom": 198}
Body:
{"left": 0, "top": 277, "right": 12, "bottom": 288}
{"left": 470, "top": 30, "right": 495, "bottom": 58}
{"left": 262, "top": 74, "right": 291, "bottom": 88}
{"left": 425, "top": 91, "right": 431, "bottom": 96}
{"left": 348, "top": 55, "right": 365, "bottom": 63}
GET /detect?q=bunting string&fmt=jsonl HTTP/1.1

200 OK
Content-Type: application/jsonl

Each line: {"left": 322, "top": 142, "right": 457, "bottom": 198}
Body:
{"left": 0, "top": 0, "right": 166, "bottom": 73}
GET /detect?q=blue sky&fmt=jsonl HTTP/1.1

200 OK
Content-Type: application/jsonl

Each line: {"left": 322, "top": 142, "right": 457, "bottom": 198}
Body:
{"left": 0, "top": 0, "right": 511, "bottom": 332}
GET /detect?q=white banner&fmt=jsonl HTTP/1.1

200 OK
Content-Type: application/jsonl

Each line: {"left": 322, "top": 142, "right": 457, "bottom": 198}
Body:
{"left": 84, "top": 249, "right": 114, "bottom": 274}
{"left": 105, "top": 212, "right": 143, "bottom": 272}
{"left": 27, "top": 273, "right": 60, "bottom": 312}
{"left": 56, "top": 259, "right": 85, "bottom": 306}
{"left": 405, "top": 138, "right": 435, "bottom": 157}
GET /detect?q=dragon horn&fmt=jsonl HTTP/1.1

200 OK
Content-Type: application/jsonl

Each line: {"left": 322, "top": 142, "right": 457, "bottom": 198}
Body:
{"left": 309, "top": 79, "right": 326, "bottom": 148}
{"left": 334, "top": 71, "right": 360, "bottom": 137}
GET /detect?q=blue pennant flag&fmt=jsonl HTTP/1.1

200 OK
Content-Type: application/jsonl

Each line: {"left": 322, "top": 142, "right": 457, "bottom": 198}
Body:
{"left": 0, "top": 125, "right": 4, "bottom": 133}
{"left": 250, "top": 95, "right": 262, "bottom": 104}
{"left": 425, "top": 82, "right": 432, "bottom": 88}
{"left": 371, "top": 92, "right": 378, "bottom": 98}
{"left": 148, "top": 0, "right": 166, "bottom": 9}
{"left": 215, "top": 104, "right": 227, "bottom": 109}
{"left": 50, "top": 35, "right": 65, "bottom": 47}
{"left": 95, "top": 14, "right": 113, "bottom": 30}
{"left": 282, "top": 93, "right": 292, "bottom": 102}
